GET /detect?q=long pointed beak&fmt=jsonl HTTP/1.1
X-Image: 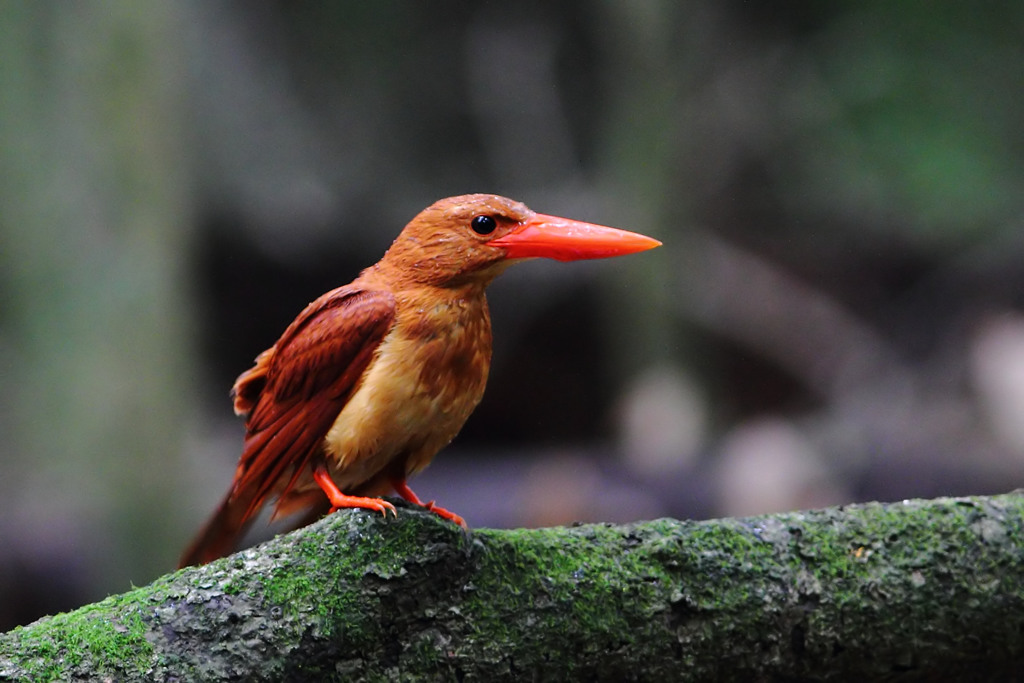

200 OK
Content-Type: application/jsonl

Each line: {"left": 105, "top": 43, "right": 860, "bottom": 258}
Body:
{"left": 489, "top": 213, "right": 662, "bottom": 262}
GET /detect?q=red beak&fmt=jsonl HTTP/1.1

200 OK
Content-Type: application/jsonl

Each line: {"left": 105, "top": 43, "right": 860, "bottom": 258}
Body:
{"left": 489, "top": 213, "right": 662, "bottom": 262}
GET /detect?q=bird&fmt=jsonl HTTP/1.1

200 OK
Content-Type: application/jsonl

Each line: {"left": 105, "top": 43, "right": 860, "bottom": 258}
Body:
{"left": 179, "top": 194, "right": 661, "bottom": 567}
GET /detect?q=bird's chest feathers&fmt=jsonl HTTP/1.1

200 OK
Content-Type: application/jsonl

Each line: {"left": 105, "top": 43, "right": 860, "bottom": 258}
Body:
{"left": 323, "top": 292, "right": 491, "bottom": 479}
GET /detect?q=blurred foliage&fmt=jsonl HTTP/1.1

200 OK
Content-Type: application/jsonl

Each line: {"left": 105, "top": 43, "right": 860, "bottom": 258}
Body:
{"left": 1, "top": 0, "right": 1022, "bottom": 630}
{"left": 779, "top": 2, "right": 1023, "bottom": 245}
{"left": 0, "top": 1, "right": 193, "bottom": 629}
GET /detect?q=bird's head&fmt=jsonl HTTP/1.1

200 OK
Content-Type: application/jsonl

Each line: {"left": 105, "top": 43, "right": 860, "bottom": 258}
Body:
{"left": 378, "top": 194, "right": 661, "bottom": 288}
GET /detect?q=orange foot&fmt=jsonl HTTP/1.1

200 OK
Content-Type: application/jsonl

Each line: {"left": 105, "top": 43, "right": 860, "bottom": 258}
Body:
{"left": 314, "top": 465, "right": 396, "bottom": 518}
{"left": 391, "top": 478, "right": 467, "bottom": 528}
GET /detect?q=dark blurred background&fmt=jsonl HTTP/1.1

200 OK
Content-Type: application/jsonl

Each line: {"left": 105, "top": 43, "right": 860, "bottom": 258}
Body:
{"left": 2, "top": 1, "right": 1023, "bottom": 630}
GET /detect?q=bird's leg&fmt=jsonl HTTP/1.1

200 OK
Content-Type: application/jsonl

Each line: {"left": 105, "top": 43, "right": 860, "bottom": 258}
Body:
{"left": 390, "top": 478, "right": 467, "bottom": 528}
{"left": 313, "top": 464, "right": 396, "bottom": 518}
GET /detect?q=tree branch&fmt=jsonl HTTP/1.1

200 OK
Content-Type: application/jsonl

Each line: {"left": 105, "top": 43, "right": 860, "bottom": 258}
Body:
{"left": 2, "top": 494, "right": 1023, "bottom": 681}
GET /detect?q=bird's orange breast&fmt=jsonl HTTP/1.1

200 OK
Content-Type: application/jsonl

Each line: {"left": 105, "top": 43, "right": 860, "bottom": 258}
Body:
{"left": 322, "top": 286, "right": 492, "bottom": 488}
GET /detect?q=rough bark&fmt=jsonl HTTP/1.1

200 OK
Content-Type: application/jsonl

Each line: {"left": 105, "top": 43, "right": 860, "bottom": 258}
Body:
{"left": 2, "top": 494, "right": 1023, "bottom": 682}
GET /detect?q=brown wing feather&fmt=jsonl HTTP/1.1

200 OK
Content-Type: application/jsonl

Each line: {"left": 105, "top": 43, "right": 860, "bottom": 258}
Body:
{"left": 179, "top": 286, "right": 396, "bottom": 567}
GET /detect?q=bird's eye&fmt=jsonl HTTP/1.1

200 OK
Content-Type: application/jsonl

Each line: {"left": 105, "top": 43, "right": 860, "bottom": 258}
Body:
{"left": 470, "top": 215, "right": 497, "bottom": 235}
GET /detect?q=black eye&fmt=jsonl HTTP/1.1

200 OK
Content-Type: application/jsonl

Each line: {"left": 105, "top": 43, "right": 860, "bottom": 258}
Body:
{"left": 470, "top": 215, "right": 497, "bottom": 235}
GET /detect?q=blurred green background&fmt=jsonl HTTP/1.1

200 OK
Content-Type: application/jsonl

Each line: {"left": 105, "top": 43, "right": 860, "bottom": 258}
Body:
{"left": 1, "top": 1, "right": 1023, "bottom": 629}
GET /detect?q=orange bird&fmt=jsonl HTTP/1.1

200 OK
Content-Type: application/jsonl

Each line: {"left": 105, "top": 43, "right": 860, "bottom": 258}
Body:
{"left": 180, "top": 194, "right": 660, "bottom": 567}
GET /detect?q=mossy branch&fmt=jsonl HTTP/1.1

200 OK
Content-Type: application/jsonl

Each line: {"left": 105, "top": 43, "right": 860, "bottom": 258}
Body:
{"left": 2, "top": 494, "right": 1023, "bottom": 681}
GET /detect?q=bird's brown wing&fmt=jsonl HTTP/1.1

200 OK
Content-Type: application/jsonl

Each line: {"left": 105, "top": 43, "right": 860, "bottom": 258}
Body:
{"left": 179, "top": 286, "right": 396, "bottom": 567}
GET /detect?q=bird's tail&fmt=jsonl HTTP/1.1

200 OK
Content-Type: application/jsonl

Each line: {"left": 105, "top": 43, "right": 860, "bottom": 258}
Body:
{"left": 178, "top": 491, "right": 256, "bottom": 568}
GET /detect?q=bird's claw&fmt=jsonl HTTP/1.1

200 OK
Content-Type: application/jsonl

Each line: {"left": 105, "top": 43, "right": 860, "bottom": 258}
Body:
{"left": 316, "top": 468, "right": 397, "bottom": 519}
{"left": 326, "top": 497, "right": 396, "bottom": 518}
{"left": 425, "top": 501, "right": 467, "bottom": 528}
{"left": 390, "top": 479, "right": 467, "bottom": 527}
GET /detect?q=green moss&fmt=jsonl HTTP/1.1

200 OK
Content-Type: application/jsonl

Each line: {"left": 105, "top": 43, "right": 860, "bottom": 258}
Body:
{"left": 5, "top": 594, "right": 154, "bottom": 681}
{"left": 253, "top": 506, "right": 462, "bottom": 644}
{"left": 461, "top": 524, "right": 677, "bottom": 673}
